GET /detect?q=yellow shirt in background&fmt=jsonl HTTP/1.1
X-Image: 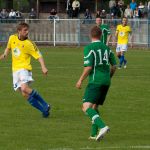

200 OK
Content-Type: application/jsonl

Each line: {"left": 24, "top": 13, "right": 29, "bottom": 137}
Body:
{"left": 7, "top": 34, "right": 42, "bottom": 72}
{"left": 116, "top": 24, "right": 131, "bottom": 44}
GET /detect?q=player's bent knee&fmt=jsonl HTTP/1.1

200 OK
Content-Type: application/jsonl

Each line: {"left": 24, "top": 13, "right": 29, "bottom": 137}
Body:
{"left": 82, "top": 106, "right": 86, "bottom": 113}
{"left": 20, "top": 84, "right": 32, "bottom": 95}
{"left": 82, "top": 103, "right": 92, "bottom": 112}
{"left": 20, "top": 86, "right": 30, "bottom": 95}
{"left": 21, "top": 92, "right": 29, "bottom": 98}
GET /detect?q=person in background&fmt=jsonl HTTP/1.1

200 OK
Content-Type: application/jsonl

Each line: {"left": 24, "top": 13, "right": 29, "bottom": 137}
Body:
{"left": 29, "top": 8, "right": 36, "bottom": 19}
{"left": 115, "top": 17, "right": 132, "bottom": 69}
{"left": 66, "top": 0, "right": 73, "bottom": 18}
{"left": 48, "top": 8, "right": 59, "bottom": 23}
{"left": 96, "top": 10, "right": 101, "bottom": 18}
{"left": 72, "top": 0, "right": 80, "bottom": 18}
{"left": 130, "top": 0, "right": 137, "bottom": 12}
{"left": 96, "top": 17, "right": 111, "bottom": 46}
{"left": 124, "top": 4, "right": 133, "bottom": 18}
{"left": 109, "top": 0, "right": 116, "bottom": 14}
{"left": 82, "top": 8, "right": 92, "bottom": 24}
{"left": 16, "top": 10, "right": 22, "bottom": 19}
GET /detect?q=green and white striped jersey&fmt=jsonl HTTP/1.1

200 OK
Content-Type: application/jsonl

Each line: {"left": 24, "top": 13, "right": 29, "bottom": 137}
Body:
{"left": 84, "top": 40, "right": 116, "bottom": 85}
{"left": 99, "top": 24, "right": 111, "bottom": 44}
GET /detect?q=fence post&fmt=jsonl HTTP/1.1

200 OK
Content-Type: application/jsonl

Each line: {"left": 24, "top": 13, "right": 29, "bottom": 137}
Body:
{"left": 54, "top": 19, "right": 56, "bottom": 47}
{"left": 148, "top": 11, "right": 150, "bottom": 48}
{"left": 77, "top": 19, "right": 80, "bottom": 46}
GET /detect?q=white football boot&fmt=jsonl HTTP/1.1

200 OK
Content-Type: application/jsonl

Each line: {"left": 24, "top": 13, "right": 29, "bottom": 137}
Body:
{"left": 96, "top": 126, "right": 110, "bottom": 141}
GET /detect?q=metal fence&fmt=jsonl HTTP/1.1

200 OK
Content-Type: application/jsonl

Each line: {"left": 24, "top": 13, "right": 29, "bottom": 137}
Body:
{"left": 0, "top": 18, "right": 149, "bottom": 47}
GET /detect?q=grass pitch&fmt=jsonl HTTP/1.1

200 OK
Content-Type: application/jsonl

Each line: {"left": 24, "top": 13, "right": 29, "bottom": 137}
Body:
{"left": 0, "top": 46, "right": 150, "bottom": 150}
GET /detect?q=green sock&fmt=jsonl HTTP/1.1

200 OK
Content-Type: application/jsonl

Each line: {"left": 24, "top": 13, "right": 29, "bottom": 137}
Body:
{"left": 91, "top": 109, "right": 99, "bottom": 137}
{"left": 91, "top": 123, "right": 98, "bottom": 137}
{"left": 86, "top": 108, "right": 105, "bottom": 129}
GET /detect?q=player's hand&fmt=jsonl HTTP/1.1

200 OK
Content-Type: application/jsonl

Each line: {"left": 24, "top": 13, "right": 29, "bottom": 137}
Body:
{"left": 42, "top": 67, "right": 48, "bottom": 75}
{"left": 0, "top": 54, "right": 6, "bottom": 60}
{"left": 76, "top": 80, "right": 82, "bottom": 89}
{"left": 0, "top": 54, "right": 3, "bottom": 60}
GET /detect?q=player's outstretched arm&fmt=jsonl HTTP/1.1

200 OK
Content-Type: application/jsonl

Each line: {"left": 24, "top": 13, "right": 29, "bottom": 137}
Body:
{"left": 0, "top": 48, "right": 10, "bottom": 60}
{"left": 130, "top": 33, "right": 133, "bottom": 48}
{"left": 113, "top": 31, "right": 118, "bottom": 46}
{"left": 76, "top": 66, "right": 92, "bottom": 89}
{"left": 38, "top": 57, "right": 48, "bottom": 75}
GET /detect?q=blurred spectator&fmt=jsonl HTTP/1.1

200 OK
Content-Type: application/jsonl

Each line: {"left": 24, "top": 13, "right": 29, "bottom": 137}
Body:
{"left": 133, "top": 6, "right": 141, "bottom": 28}
{"left": 72, "top": 0, "right": 80, "bottom": 18}
{"left": 130, "top": 0, "right": 137, "bottom": 11}
{"left": 0, "top": 9, "right": 1, "bottom": 19}
{"left": 112, "top": 3, "right": 121, "bottom": 18}
{"left": 110, "top": 13, "right": 117, "bottom": 27}
{"left": 16, "top": 10, "right": 22, "bottom": 19}
{"left": 148, "top": 1, "right": 150, "bottom": 10}
{"left": 29, "top": 8, "right": 36, "bottom": 19}
{"left": 133, "top": 6, "right": 141, "bottom": 18}
{"left": 9, "top": 9, "right": 16, "bottom": 19}
{"left": 148, "top": 1, "right": 150, "bottom": 19}
{"left": 0, "top": 9, "right": 8, "bottom": 23}
{"left": 66, "top": 0, "right": 73, "bottom": 18}
{"left": 118, "top": 0, "right": 124, "bottom": 17}
{"left": 82, "top": 8, "right": 92, "bottom": 24}
{"left": 138, "top": 2, "right": 145, "bottom": 18}
{"left": 48, "top": 9, "right": 59, "bottom": 23}
{"left": 109, "top": 0, "right": 116, "bottom": 14}
{"left": 118, "top": 0, "right": 124, "bottom": 7}
{"left": 110, "top": 1, "right": 121, "bottom": 18}
{"left": 124, "top": 4, "right": 133, "bottom": 18}
{"left": 100, "top": 9, "right": 107, "bottom": 19}
{"left": 96, "top": 10, "right": 101, "bottom": 18}
{"left": 144, "top": 2, "right": 148, "bottom": 18}
{"left": 0, "top": 9, "right": 8, "bottom": 19}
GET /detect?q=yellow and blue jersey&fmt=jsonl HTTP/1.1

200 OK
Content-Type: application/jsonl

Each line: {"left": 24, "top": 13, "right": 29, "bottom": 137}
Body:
{"left": 116, "top": 24, "right": 131, "bottom": 44}
{"left": 7, "top": 34, "right": 42, "bottom": 72}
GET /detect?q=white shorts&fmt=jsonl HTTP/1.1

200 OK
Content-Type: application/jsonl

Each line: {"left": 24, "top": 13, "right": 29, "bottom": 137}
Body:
{"left": 13, "top": 69, "right": 34, "bottom": 91}
{"left": 116, "top": 44, "right": 128, "bottom": 53}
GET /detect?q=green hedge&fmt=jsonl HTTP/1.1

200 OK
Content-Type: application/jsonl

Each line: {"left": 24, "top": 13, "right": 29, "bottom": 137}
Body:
{"left": 0, "top": 0, "right": 30, "bottom": 11}
{"left": 13, "top": 0, "right": 30, "bottom": 11}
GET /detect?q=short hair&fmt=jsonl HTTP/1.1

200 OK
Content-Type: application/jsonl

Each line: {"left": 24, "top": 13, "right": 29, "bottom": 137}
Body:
{"left": 122, "top": 16, "right": 128, "bottom": 21}
{"left": 17, "top": 22, "right": 29, "bottom": 31}
{"left": 96, "top": 16, "right": 102, "bottom": 20}
{"left": 90, "top": 26, "right": 102, "bottom": 39}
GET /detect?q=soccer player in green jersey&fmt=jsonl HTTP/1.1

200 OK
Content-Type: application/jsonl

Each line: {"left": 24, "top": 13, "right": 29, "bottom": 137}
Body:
{"left": 96, "top": 17, "right": 111, "bottom": 45}
{"left": 76, "top": 26, "right": 116, "bottom": 141}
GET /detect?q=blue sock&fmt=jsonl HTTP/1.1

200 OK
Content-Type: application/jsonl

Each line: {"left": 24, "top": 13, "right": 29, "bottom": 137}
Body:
{"left": 28, "top": 96, "right": 44, "bottom": 112}
{"left": 31, "top": 90, "right": 48, "bottom": 109}
{"left": 120, "top": 55, "right": 124, "bottom": 67}
{"left": 117, "top": 55, "right": 121, "bottom": 59}
{"left": 124, "top": 59, "right": 127, "bottom": 65}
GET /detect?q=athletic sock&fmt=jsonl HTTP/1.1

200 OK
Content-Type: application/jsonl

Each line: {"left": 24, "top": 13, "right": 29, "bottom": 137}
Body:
{"left": 28, "top": 95, "right": 44, "bottom": 112}
{"left": 91, "top": 123, "right": 98, "bottom": 137}
{"left": 91, "top": 109, "right": 99, "bottom": 136}
{"left": 86, "top": 108, "right": 106, "bottom": 129}
{"left": 124, "top": 59, "right": 127, "bottom": 65}
{"left": 30, "top": 90, "right": 48, "bottom": 109}
{"left": 120, "top": 55, "right": 125, "bottom": 67}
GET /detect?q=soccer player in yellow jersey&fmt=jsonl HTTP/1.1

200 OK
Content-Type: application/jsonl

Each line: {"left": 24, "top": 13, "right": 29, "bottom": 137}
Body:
{"left": 0, "top": 23, "right": 50, "bottom": 117}
{"left": 115, "top": 17, "right": 132, "bottom": 69}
